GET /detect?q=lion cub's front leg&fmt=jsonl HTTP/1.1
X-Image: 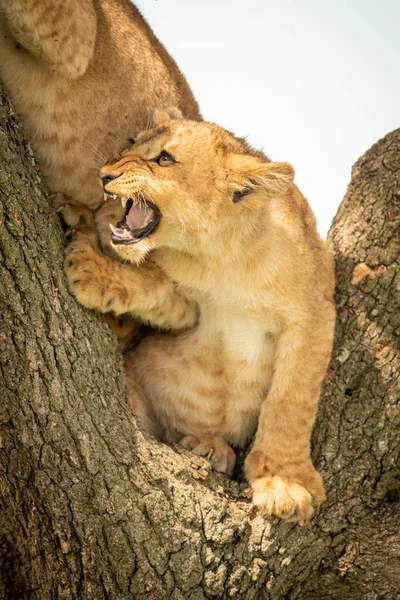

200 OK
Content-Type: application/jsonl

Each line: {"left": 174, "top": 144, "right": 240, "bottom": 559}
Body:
{"left": 245, "top": 319, "right": 334, "bottom": 524}
{"left": 56, "top": 197, "right": 198, "bottom": 331}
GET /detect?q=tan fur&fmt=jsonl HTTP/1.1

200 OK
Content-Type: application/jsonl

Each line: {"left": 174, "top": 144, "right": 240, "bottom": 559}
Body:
{"left": 0, "top": 0, "right": 200, "bottom": 342}
{"left": 62, "top": 116, "right": 335, "bottom": 523}
{"left": 0, "top": 0, "right": 200, "bottom": 208}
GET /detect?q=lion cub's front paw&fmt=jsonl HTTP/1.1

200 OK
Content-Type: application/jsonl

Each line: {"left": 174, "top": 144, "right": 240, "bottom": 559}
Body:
{"left": 180, "top": 434, "right": 236, "bottom": 476}
{"left": 245, "top": 451, "right": 325, "bottom": 524}
{"left": 64, "top": 237, "right": 108, "bottom": 311}
{"left": 251, "top": 476, "right": 316, "bottom": 524}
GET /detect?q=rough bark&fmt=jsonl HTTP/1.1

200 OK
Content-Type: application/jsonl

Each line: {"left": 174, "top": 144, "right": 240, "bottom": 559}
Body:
{"left": 0, "top": 80, "right": 399, "bottom": 599}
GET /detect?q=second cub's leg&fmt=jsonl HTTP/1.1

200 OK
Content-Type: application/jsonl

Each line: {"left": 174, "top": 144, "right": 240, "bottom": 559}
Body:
{"left": 0, "top": 0, "right": 97, "bottom": 78}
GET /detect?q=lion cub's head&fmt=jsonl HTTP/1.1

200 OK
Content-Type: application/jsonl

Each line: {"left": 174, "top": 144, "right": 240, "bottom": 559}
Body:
{"left": 100, "top": 109, "right": 294, "bottom": 263}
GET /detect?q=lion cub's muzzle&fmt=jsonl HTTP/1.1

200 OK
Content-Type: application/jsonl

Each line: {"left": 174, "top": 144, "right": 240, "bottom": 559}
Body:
{"left": 109, "top": 197, "right": 162, "bottom": 245}
{"left": 99, "top": 167, "right": 162, "bottom": 245}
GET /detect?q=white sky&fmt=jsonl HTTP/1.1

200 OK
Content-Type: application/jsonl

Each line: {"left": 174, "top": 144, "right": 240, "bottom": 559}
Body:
{"left": 134, "top": 0, "right": 400, "bottom": 237}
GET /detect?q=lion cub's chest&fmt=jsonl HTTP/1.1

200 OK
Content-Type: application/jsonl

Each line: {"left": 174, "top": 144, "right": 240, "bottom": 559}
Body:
{"left": 201, "top": 303, "right": 268, "bottom": 363}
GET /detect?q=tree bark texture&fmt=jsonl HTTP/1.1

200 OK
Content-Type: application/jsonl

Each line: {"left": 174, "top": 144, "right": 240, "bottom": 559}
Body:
{"left": 0, "top": 80, "right": 399, "bottom": 599}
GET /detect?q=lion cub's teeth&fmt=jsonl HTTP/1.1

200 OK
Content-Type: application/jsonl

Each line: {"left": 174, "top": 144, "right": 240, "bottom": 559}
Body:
{"left": 109, "top": 223, "right": 116, "bottom": 233}
{"left": 112, "top": 228, "right": 131, "bottom": 240}
{"left": 121, "top": 196, "right": 128, "bottom": 208}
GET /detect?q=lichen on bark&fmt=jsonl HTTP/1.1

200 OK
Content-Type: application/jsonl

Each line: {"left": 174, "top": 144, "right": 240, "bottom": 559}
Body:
{"left": 0, "top": 80, "right": 399, "bottom": 599}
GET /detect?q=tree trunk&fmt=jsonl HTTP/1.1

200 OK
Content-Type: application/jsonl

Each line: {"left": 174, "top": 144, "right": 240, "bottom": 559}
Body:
{"left": 0, "top": 80, "right": 399, "bottom": 599}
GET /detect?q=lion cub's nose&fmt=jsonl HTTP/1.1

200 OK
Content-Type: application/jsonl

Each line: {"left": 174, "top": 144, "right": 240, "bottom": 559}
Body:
{"left": 99, "top": 170, "right": 117, "bottom": 187}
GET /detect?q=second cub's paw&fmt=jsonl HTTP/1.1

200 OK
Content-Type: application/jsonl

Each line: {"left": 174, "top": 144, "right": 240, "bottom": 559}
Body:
{"left": 245, "top": 451, "right": 325, "bottom": 524}
{"left": 180, "top": 434, "right": 236, "bottom": 476}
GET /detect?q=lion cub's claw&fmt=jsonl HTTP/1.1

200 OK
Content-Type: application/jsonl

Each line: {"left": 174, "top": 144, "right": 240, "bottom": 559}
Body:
{"left": 180, "top": 434, "right": 236, "bottom": 476}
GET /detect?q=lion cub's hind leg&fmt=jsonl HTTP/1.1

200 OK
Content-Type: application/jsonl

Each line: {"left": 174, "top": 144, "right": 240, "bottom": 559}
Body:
{"left": 124, "top": 362, "right": 164, "bottom": 441}
{"left": 180, "top": 434, "right": 236, "bottom": 476}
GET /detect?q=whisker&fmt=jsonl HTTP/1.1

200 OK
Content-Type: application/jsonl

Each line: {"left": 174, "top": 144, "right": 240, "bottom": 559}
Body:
{"left": 176, "top": 213, "right": 186, "bottom": 242}
{"left": 144, "top": 108, "right": 153, "bottom": 132}
{"left": 80, "top": 140, "right": 110, "bottom": 167}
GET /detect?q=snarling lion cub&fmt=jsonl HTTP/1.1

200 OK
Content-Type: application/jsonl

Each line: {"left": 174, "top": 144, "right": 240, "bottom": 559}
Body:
{"left": 62, "top": 111, "right": 336, "bottom": 523}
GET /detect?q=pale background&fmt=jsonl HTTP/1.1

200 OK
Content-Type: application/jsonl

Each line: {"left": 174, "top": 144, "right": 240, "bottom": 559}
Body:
{"left": 134, "top": 0, "right": 400, "bottom": 237}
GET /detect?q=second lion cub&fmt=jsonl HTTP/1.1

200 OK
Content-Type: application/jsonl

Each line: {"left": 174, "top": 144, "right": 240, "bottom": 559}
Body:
{"left": 64, "top": 112, "right": 336, "bottom": 523}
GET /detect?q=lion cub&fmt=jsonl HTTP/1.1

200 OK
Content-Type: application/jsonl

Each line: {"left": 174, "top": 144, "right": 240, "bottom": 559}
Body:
{"left": 63, "top": 112, "right": 336, "bottom": 523}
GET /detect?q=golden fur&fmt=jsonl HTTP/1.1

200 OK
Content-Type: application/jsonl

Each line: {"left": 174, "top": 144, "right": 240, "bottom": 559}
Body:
{"left": 0, "top": 0, "right": 200, "bottom": 342}
{"left": 61, "top": 113, "right": 336, "bottom": 523}
{"left": 0, "top": 0, "right": 200, "bottom": 208}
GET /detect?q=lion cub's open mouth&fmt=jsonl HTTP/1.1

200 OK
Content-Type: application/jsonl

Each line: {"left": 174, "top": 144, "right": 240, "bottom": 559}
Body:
{"left": 109, "top": 196, "right": 161, "bottom": 245}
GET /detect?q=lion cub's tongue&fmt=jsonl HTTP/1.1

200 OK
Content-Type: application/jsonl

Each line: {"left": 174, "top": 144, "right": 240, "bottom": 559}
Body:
{"left": 126, "top": 202, "right": 155, "bottom": 230}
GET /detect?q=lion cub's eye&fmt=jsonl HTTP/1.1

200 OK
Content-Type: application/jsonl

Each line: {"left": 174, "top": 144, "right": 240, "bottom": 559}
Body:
{"left": 152, "top": 151, "right": 175, "bottom": 167}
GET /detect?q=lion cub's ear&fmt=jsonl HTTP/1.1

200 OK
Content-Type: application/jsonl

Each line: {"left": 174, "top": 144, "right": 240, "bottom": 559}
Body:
{"left": 153, "top": 107, "right": 183, "bottom": 125}
{"left": 227, "top": 155, "right": 295, "bottom": 203}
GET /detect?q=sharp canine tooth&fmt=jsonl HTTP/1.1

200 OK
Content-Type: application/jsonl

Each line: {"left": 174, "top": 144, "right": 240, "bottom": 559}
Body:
{"left": 109, "top": 223, "right": 116, "bottom": 233}
{"left": 121, "top": 196, "right": 128, "bottom": 208}
{"left": 103, "top": 192, "right": 107, "bottom": 202}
